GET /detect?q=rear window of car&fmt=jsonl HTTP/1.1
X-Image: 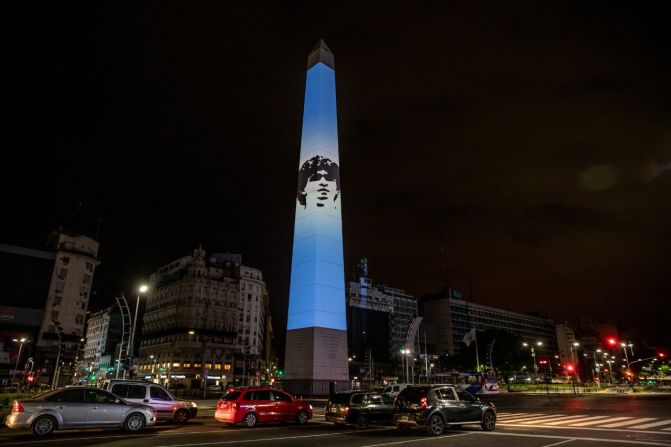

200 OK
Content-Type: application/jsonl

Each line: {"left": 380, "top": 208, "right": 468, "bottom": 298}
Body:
{"left": 128, "top": 385, "right": 146, "bottom": 399}
{"left": 111, "top": 384, "right": 129, "bottom": 398}
{"left": 330, "top": 393, "right": 352, "bottom": 404}
{"left": 397, "top": 386, "right": 429, "bottom": 402}
{"left": 222, "top": 391, "right": 241, "bottom": 401}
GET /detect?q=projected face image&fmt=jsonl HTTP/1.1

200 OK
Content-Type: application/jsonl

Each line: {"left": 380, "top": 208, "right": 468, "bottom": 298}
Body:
{"left": 297, "top": 155, "right": 340, "bottom": 210}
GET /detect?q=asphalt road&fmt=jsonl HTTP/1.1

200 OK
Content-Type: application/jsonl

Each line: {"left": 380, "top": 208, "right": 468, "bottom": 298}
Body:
{"left": 1, "top": 394, "right": 670, "bottom": 447}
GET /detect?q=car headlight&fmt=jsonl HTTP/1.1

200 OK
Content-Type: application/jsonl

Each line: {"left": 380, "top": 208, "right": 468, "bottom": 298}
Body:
{"left": 191, "top": 402, "right": 197, "bottom": 408}
{"left": 309, "top": 404, "right": 313, "bottom": 410}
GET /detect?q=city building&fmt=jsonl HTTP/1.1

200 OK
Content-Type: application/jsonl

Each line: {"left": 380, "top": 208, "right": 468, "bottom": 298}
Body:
{"left": 284, "top": 40, "right": 349, "bottom": 395}
{"left": 420, "top": 288, "right": 558, "bottom": 357}
{"left": 138, "top": 247, "right": 269, "bottom": 389}
{"left": 346, "top": 258, "right": 418, "bottom": 381}
{"left": 0, "top": 231, "right": 99, "bottom": 387}
{"left": 81, "top": 306, "right": 122, "bottom": 382}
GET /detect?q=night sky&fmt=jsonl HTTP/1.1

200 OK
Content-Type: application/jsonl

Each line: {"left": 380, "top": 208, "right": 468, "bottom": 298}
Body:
{"left": 4, "top": 2, "right": 671, "bottom": 351}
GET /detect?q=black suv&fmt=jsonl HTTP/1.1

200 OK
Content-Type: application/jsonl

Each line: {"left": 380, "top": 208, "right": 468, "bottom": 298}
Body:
{"left": 325, "top": 391, "right": 394, "bottom": 428}
{"left": 394, "top": 385, "right": 496, "bottom": 435}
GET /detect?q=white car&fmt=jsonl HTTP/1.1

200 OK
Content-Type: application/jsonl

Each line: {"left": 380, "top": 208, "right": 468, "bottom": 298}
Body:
{"left": 5, "top": 386, "right": 157, "bottom": 436}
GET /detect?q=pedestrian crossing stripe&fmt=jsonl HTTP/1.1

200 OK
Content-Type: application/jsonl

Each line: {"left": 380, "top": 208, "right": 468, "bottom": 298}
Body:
{"left": 497, "top": 413, "right": 671, "bottom": 431}
{"left": 567, "top": 416, "right": 618, "bottom": 426}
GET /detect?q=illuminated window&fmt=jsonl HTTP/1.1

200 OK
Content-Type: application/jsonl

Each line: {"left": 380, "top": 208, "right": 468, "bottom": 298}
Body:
{"left": 194, "top": 363, "right": 201, "bottom": 369}
{"left": 172, "top": 362, "right": 180, "bottom": 368}
{"left": 214, "top": 363, "right": 222, "bottom": 370}
{"left": 183, "top": 363, "right": 191, "bottom": 368}
{"left": 205, "top": 363, "right": 212, "bottom": 369}
{"left": 224, "top": 363, "right": 231, "bottom": 371}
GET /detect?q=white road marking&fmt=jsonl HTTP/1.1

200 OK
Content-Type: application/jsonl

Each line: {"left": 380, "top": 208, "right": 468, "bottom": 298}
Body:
{"left": 498, "top": 413, "right": 561, "bottom": 423}
{"left": 543, "top": 415, "right": 612, "bottom": 426}
{"left": 539, "top": 439, "right": 576, "bottom": 447}
{"left": 152, "top": 428, "right": 392, "bottom": 447}
{"left": 568, "top": 416, "right": 626, "bottom": 426}
{"left": 359, "top": 432, "right": 474, "bottom": 447}
{"left": 498, "top": 422, "right": 671, "bottom": 435}
{"left": 629, "top": 419, "right": 671, "bottom": 429}
{"left": 478, "top": 430, "right": 671, "bottom": 446}
{"left": 517, "top": 415, "right": 590, "bottom": 425}
{"left": 598, "top": 417, "right": 656, "bottom": 428}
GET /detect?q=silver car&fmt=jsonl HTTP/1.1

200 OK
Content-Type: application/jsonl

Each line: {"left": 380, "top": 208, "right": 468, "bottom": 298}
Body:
{"left": 103, "top": 379, "right": 197, "bottom": 423}
{"left": 5, "top": 386, "right": 157, "bottom": 436}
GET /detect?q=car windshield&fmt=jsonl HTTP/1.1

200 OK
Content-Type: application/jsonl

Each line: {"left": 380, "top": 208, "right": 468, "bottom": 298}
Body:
{"left": 221, "top": 391, "right": 241, "bottom": 401}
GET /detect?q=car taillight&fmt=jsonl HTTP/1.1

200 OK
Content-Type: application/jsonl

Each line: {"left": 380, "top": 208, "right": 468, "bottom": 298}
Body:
{"left": 420, "top": 397, "right": 428, "bottom": 410}
{"left": 344, "top": 406, "right": 350, "bottom": 415}
{"left": 217, "top": 400, "right": 224, "bottom": 410}
{"left": 12, "top": 401, "right": 24, "bottom": 413}
{"left": 232, "top": 402, "right": 239, "bottom": 409}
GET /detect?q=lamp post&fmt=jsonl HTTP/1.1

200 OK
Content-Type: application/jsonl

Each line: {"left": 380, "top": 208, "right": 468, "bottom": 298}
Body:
{"left": 51, "top": 321, "right": 64, "bottom": 389}
{"left": 11, "top": 338, "right": 30, "bottom": 384}
{"left": 128, "top": 284, "right": 149, "bottom": 379}
{"left": 570, "top": 342, "right": 580, "bottom": 383}
{"left": 619, "top": 342, "right": 631, "bottom": 370}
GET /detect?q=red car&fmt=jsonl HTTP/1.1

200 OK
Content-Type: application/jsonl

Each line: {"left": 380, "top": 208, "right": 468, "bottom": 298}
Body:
{"left": 215, "top": 387, "right": 313, "bottom": 427}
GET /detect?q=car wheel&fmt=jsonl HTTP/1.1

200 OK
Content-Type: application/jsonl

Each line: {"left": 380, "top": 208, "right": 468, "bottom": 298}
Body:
{"left": 481, "top": 411, "right": 496, "bottom": 431}
{"left": 243, "top": 412, "right": 258, "bottom": 428}
{"left": 174, "top": 409, "right": 190, "bottom": 424}
{"left": 296, "top": 410, "right": 309, "bottom": 425}
{"left": 31, "top": 415, "right": 56, "bottom": 437}
{"left": 357, "top": 415, "right": 368, "bottom": 429}
{"left": 428, "top": 413, "right": 445, "bottom": 436}
{"left": 124, "top": 412, "right": 146, "bottom": 433}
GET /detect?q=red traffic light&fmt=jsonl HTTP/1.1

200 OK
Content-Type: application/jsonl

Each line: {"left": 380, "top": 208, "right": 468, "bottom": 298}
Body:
{"left": 659, "top": 353, "right": 666, "bottom": 358}
{"left": 565, "top": 363, "right": 575, "bottom": 373}
{"left": 606, "top": 337, "right": 618, "bottom": 346}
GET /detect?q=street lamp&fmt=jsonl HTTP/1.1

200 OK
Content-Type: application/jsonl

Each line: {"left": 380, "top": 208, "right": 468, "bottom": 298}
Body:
{"left": 619, "top": 342, "right": 631, "bottom": 371}
{"left": 11, "top": 338, "right": 30, "bottom": 384}
{"left": 51, "top": 321, "right": 64, "bottom": 388}
{"left": 128, "top": 284, "right": 149, "bottom": 378}
{"left": 570, "top": 342, "right": 580, "bottom": 383}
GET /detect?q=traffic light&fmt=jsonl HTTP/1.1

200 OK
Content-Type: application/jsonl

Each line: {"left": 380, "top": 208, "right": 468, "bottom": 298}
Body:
{"left": 659, "top": 353, "right": 666, "bottom": 359}
{"left": 606, "top": 337, "right": 618, "bottom": 346}
{"left": 565, "top": 363, "right": 575, "bottom": 374}
{"left": 277, "top": 370, "right": 283, "bottom": 376}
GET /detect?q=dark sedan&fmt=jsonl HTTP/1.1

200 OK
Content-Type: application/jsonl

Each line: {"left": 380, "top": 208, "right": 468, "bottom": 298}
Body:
{"left": 394, "top": 384, "right": 496, "bottom": 435}
{"left": 326, "top": 391, "right": 394, "bottom": 428}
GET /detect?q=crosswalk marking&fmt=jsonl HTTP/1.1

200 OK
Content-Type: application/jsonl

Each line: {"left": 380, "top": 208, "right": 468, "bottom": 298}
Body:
{"left": 628, "top": 419, "right": 671, "bottom": 429}
{"left": 521, "top": 415, "right": 590, "bottom": 425}
{"left": 567, "top": 416, "right": 622, "bottom": 426}
{"left": 496, "top": 413, "right": 671, "bottom": 431}
{"left": 499, "top": 414, "right": 558, "bottom": 423}
{"left": 597, "top": 417, "right": 656, "bottom": 428}
{"left": 544, "top": 415, "right": 610, "bottom": 426}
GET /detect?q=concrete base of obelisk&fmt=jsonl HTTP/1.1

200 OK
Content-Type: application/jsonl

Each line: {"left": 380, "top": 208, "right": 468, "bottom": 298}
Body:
{"left": 283, "top": 326, "right": 350, "bottom": 396}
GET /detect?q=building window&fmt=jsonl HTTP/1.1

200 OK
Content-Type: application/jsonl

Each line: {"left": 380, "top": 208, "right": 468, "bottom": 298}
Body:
{"left": 194, "top": 363, "right": 201, "bottom": 369}
{"left": 51, "top": 311, "right": 59, "bottom": 320}
{"left": 57, "top": 269, "right": 67, "bottom": 280}
{"left": 183, "top": 363, "right": 191, "bottom": 368}
{"left": 214, "top": 363, "right": 222, "bottom": 370}
{"left": 172, "top": 362, "right": 180, "bottom": 368}
{"left": 224, "top": 363, "right": 231, "bottom": 371}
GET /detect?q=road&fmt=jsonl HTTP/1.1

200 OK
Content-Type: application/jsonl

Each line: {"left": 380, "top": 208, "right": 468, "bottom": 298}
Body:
{"left": 1, "top": 394, "right": 670, "bottom": 447}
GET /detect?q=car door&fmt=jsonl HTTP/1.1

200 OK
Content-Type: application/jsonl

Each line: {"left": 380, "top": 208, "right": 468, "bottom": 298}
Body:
{"left": 86, "top": 389, "right": 125, "bottom": 425}
{"left": 149, "top": 385, "right": 175, "bottom": 420}
{"left": 433, "top": 387, "right": 461, "bottom": 423}
{"left": 455, "top": 389, "right": 483, "bottom": 421}
{"left": 44, "top": 389, "right": 89, "bottom": 427}
{"left": 271, "top": 390, "right": 294, "bottom": 422}
{"left": 250, "top": 390, "right": 274, "bottom": 422}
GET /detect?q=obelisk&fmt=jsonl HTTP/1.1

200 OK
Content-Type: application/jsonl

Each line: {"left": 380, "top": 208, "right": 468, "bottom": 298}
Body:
{"left": 284, "top": 40, "right": 349, "bottom": 395}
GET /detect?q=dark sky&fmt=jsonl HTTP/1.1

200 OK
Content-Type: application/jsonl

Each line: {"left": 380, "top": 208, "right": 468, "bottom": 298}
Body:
{"left": 4, "top": 2, "right": 671, "bottom": 351}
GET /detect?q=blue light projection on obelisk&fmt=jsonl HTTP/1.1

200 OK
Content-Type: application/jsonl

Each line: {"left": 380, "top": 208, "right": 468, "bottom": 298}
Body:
{"left": 284, "top": 40, "right": 348, "bottom": 394}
